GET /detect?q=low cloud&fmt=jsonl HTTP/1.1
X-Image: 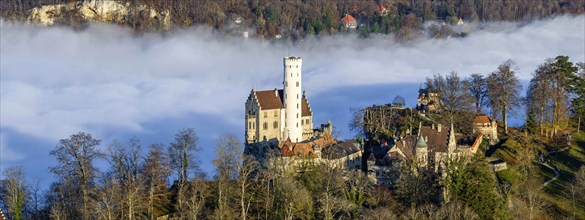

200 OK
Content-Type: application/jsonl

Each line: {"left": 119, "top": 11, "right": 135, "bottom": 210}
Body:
{"left": 1, "top": 15, "right": 583, "bottom": 178}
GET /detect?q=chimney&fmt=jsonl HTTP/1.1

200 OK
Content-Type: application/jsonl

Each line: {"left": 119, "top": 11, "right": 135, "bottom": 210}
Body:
{"left": 438, "top": 124, "right": 442, "bottom": 132}
{"left": 274, "top": 88, "right": 278, "bottom": 97}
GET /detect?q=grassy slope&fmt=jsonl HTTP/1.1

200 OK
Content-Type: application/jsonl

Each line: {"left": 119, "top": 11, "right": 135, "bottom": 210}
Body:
{"left": 492, "top": 131, "right": 585, "bottom": 218}
{"left": 541, "top": 131, "right": 585, "bottom": 218}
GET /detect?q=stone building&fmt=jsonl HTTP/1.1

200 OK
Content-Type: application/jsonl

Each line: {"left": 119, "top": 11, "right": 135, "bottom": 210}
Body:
{"left": 416, "top": 89, "right": 441, "bottom": 114}
{"left": 472, "top": 115, "right": 498, "bottom": 144}
{"left": 371, "top": 122, "right": 484, "bottom": 186}
{"left": 245, "top": 57, "right": 314, "bottom": 144}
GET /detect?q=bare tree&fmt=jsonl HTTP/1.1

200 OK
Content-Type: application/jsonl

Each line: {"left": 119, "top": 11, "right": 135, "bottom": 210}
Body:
{"left": 183, "top": 176, "right": 210, "bottom": 220}
{"left": 27, "top": 178, "right": 43, "bottom": 219}
{"left": 318, "top": 166, "right": 350, "bottom": 220}
{"left": 50, "top": 132, "right": 102, "bottom": 220}
{"left": 0, "top": 166, "right": 28, "bottom": 220}
{"left": 487, "top": 60, "right": 523, "bottom": 134}
{"left": 141, "top": 143, "right": 171, "bottom": 220}
{"left": 468, "top": 73, "right": 488, "bottom": 114}
{"left": 169, "top": 128, "right": 200, "bottom": 215}
{"left": 108, "top": 138, "right": 146, "bottom": 219}
{"left": 519, "top": 178, "right": 548, "bottom": 220}
{"left": 237, "top": 155, "right": 260, "bottom": 220}
{"left": 94, "top": 173, "right": 120, "bottom": 220}
{"left": 212, "top": 134, "right": 243, "bottom": 220}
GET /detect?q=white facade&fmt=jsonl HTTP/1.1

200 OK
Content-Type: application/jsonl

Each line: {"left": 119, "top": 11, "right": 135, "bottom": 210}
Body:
{"left": 283, "top": 57, "right": 303, "bottom": 142}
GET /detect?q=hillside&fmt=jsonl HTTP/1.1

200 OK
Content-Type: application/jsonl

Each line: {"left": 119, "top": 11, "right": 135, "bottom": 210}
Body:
{"left": 491, "top": 130, "right": 585, "bottom": 218}
{"left": 1, "top": 0, "right": 584, "bottom": 39}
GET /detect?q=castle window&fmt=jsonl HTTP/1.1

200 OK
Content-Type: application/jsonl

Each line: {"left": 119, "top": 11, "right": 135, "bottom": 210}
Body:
{"left": 297, "top": 113, "right": 299, "bottom": 118}
{"left": 248, "top": 122, "right": 251, "bottom": 129}
{"left": 301, "top": 120, "right": 304, "bottom": 125}
{"left": 285, "top": 82, "right": 288, "bottom": 87}
{"left": 296, "top": 65, "right": 298, "bottom": 68}
{"left": 297, "top": 94, "right": 299, "bottom": 99}
{"left": 274, "top": 110, "right": 277, "bottom": 117}
{"left": 297, "top": 103, "right": 299, "bottom": 109}
{"left": 273, "top": 121, "right": 278, "bottom": 128}
{"left": 264, "top": 112, "right": 267, "bottom": 118}
{"left": 306, "top": 119, "right": 309, "bottom": 124}
{"left": 297, "top": 123, "right": 299, "bottom": 127}
{"left": 296, "top": 81, "right": 299, "bottom": 87}
{"left": 263, "top": 122, "right": 268, "bottom": 130}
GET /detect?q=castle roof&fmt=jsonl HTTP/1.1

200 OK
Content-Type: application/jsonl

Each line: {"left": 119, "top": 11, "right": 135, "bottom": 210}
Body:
{"left": 252, "top": 89, "right": 312, "bottom": 116}
{"left": 393, "top": 135, "right": 416, "bottom": 160}
{"left": 301, "top": 98, "right": 311, "bottom": 117}
{"left": 416, "top": 136, "right": 428, "bottom": 148}
{"left": 279, "top": 133, "right": 335, "bottom": 157}
{"left": 473, "top": 115, "right": 494, "bottom": 124}
{"left": 419, "top": 126, "right": 450, "bottom": 152}
{"left": 254, "top": 89, "right": 284, "bottom": 109}
{"left": 322, "top": 140, "right": 361, "bottom": 159}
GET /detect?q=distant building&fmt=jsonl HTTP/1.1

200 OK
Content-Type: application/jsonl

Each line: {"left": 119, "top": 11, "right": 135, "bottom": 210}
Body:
{"left": 341, "top": 14, "right": 357, "bottom": 29}
{"left": 371, "top": 122, "right": 484, "bottom": 187}
{"left": 322, "top": 140, "right": 363, "bottom": 170}
{"left": 378, "top": 5, "right": 389, "bottom": 16}
{"left": 456, "top": 17, "right": 464, "bottom": 25}
{"left": 416, "top": 89, "right": 441, "bottom": 114}
{"left": 473, "top": 115, "right": 498, "bottom": 144}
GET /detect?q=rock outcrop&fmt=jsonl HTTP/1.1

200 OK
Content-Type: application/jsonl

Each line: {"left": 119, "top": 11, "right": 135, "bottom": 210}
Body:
{"left": 28, "top": 0, "right": 170, "bottom": 30}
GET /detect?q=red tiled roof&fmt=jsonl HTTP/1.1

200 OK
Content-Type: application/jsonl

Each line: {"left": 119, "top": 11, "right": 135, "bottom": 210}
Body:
{"left": 279, "top": 133, "right": 335, "bottom": 157}
{"left": 473, "top": 115, "right": 493, "bottom": 124}
{"left": 254, "top": 89, "right": 312, "bottom": 117}
{"left": 254, "top": 89, "right": 284, "bottom": 110}
{"left": 341, "top": 14, "right": 357, "bottom": 24}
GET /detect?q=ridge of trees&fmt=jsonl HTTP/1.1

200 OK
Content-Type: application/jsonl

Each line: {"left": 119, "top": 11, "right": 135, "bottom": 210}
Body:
{"left": 1, "top": 0, "right": 584, "bottom": 39}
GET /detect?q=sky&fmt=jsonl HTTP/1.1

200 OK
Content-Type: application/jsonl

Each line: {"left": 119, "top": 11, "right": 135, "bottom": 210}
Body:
{"left": 1, "top": 15, "right": 584, "bottom": 187}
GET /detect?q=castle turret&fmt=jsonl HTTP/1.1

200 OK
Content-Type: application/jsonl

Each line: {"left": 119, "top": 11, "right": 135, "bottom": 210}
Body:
{"left": 448, "top": 122, "right": 457, "bottom": 154}
{"left": 283, "top": 56, "right": 303, "bottom": 142}
{"left": 416, "top": 136, "right": 428, "bottom": 167}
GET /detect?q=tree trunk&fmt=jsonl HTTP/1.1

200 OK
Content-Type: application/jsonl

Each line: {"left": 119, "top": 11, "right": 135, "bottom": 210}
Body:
{"left": 578, "top": 116, "right": 581, "bottom": 133}
{"left": 503, "top": 107, "right": 508, "bottom": 134}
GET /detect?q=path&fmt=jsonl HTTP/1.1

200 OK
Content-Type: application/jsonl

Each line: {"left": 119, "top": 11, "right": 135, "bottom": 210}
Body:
{"left": 537, "top": 161, "right": 559, "bottom": 186}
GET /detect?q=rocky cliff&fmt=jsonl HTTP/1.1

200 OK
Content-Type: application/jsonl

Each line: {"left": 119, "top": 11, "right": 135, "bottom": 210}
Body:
{"left": 28, "top": 0, "right": 170, "bottom": 30}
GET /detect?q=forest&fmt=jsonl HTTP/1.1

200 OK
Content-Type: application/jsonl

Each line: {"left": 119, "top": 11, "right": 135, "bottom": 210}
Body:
{"left": 1, "top": 0, "right": 584, "bottom": 40}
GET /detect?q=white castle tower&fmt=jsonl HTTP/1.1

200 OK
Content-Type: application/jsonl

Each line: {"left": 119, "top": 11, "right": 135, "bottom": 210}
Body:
{"left": 283, "top": 56, "right": 303, "bottom": 142}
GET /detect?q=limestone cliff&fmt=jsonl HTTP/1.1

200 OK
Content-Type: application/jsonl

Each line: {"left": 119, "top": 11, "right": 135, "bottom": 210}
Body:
{"left": 28, "top": 0, "right": 170, "bottom": 30}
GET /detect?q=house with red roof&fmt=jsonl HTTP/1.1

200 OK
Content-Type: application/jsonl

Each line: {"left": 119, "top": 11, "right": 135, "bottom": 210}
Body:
{"left": 341, "top": 14, "right": 357, "bottom": 29}
{"left": 473, "top": 115, "right": 498, "bottom": 144}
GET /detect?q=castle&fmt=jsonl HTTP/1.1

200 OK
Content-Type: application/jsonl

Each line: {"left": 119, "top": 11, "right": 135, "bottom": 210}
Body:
{"left": 245, "top": 57, "right": 315, "bottom": 144}
{"left": 244, "top": 57, "right": 361, "bottom": 170}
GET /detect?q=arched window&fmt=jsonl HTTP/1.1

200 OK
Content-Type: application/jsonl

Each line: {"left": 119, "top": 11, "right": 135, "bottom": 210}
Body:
{"left": 273, "top": 121, "right": 278, "bottom": 128}
{"left": 263, "top": 122, "right": 268, "bottom": 130}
